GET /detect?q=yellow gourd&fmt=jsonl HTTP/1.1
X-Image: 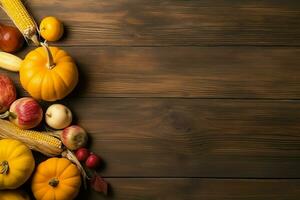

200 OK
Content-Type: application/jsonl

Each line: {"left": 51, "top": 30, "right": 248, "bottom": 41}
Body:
{"left": 40, "top": 16, "right": 64, "bottom": 41}
{"left": 0, "top": 190, "right": 30, "bottom": 200}
{"left": 0, "top": 139, "right": 35, "bottom": 189}
{"left": 20, "top": 44, "right": 78, "bottom": 101}
{"left": 32, "top": 157, "right": 81, "bottom": 200}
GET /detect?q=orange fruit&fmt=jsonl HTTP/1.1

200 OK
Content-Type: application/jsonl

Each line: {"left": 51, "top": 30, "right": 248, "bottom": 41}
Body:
{"left": 40, "top": 16, "right": 64, "bottom": 41}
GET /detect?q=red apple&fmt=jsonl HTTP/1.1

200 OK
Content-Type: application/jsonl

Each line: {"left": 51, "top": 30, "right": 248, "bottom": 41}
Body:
{"left": 0, "top": 75, "right": 16, "bottom": 113}
{"left": 61, "top": 125, "right": 88, "bottom": 150}
{"left": 9, "top": 97, "right": 43, "bottom": 129}
{"left": 75, "top": 148, "right": 90, "bottom": 162}
{"left": 86, "top": 153, "right": 101, "bottom": 169}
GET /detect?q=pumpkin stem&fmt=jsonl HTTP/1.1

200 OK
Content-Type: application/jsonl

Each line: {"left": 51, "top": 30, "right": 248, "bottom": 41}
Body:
{"left": 49, "top": 178, "right": 60, "bottom": 187}
{"left": 41, "top": 42, "right": 56, "bottom": 69}
{"left": 0, "top": 160, "right": 9, "bottom": 175}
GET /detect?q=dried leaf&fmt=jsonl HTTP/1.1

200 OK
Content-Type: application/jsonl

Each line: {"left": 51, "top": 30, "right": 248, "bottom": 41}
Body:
{"left": 90, "top": 174, "right": 108, "bottom": 195}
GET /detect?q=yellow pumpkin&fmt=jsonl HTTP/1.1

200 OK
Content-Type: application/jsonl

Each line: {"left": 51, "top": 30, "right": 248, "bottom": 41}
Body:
{"left": 0, "top": 190, "right": 30, "bottom": 200}
{"left": 32, "top": 157, "right": 81, "bottom": 200}
{"left": 20, "top": 44, "right": 78, "bottom": 101}
{"left": 0, "top": 139, "right": 35, "bottom": 189}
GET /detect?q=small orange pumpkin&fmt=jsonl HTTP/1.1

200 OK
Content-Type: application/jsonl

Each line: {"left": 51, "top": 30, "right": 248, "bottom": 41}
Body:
{"left": 31, "top": 157, "right": 81, "bottom": 200}
{"left": 20, "top": 44, "right": 78, "bottom": 101}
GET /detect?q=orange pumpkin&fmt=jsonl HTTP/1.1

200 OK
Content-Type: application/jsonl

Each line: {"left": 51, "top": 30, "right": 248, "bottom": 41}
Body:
{"left": 31, "top": 157, "right": 81, "bottom": 200}
{"left": 20, "top": 44, "right": 78, "bottom": 101}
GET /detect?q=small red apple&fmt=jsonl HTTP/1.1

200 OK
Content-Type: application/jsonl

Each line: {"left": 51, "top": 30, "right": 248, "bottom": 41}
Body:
{"left": 75, "top": 148, "right": 90, "bottom": 162}
{"left": 9, "top": 97, "right": 43, "bottom": 129}
{"left": 86, "top": 153, "right": 101, "bottom": 169}
{"left": 0, "top": 75, "right": 16, "bottom": 113}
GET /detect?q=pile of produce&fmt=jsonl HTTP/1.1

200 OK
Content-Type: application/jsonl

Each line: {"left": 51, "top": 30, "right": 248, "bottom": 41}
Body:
{"left": 0, "top": 0, "right": 108, "bottom": 199}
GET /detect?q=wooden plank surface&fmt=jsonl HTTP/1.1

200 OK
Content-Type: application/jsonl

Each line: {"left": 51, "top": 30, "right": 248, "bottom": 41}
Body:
{"left": 76, "top": 178, "right": 300, "bottom": 200}
{"left": 2, "top": 46, "right": 300, "bottom": 99}
{"left": 58, "top": 98, "right": 300, "bottom": 178}
{"left": 0, "top": 0, "right": 300, "bottom": 46}
{"left": 1, "top": 0, "right": 300, "bottom": 199}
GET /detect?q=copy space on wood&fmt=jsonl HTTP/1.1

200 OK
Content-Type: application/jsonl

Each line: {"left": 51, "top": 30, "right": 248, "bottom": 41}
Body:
{"left": 61, "top": 98, "right": 300, "bottom": 178}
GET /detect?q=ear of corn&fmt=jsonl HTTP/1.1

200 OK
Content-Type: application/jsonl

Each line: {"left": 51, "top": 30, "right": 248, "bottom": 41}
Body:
{"left": 0, "top": 51, "right": 22, "bottom": 72}
{"left": 0, "top": 119, "right": 63, "bottom": 156}
{"left": 0, "top": 0, "right": 39, "bottom": 45}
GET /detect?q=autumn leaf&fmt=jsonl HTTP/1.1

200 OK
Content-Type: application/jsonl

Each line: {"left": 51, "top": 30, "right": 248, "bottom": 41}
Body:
{"left": 90, "top": 173, "right": 108, "bottom": 195}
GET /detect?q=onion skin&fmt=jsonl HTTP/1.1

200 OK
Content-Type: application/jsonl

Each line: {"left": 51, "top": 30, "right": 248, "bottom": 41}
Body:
{"left": 45, "top": 104, "right": 72, "bottom": 129}
{"left": 61, "top": 125, "right": 88, "bottom": 150}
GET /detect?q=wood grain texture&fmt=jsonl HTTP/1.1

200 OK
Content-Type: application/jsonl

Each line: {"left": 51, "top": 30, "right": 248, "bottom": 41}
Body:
{"left": 1, "top": 0, "right": 299, "bottom": 199}
{"left": 58, "top": 98, "right": 300, "bottom": 178}
{"left": 3, "top": 47, "right": 300, "bottom": 98}
{"left": 0, "top": 0, "right": 300, "bottom": 46}
{"left": 76, "top": 178, "right": 300, "bottom": 200}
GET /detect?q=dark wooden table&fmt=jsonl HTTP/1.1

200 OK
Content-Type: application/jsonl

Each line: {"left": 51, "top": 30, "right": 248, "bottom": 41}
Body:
{"left": 1, "top": 0, "right": 300, "bottom": 199}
